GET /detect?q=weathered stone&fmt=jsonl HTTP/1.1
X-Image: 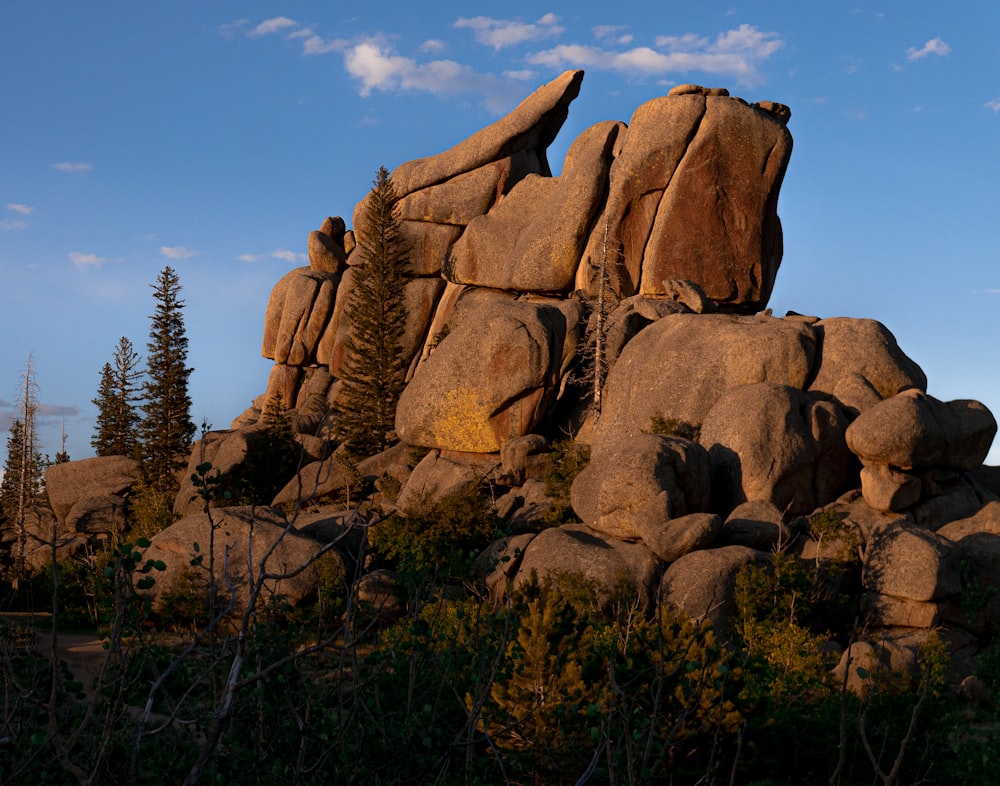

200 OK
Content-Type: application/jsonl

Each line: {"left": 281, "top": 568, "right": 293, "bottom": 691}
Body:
{"left": 307, "top": 229, "right": 347, "bottom": 274}
{"left": 859, "top": 463, "right": 922, "bottom": 513}
{"left": 477, "top": 532, "right": 537, "bottom": 603}
{"left": 66, "top": 495, "right": 128, "bottom": 535}
{"left": 720, "top": 499, "right": 791, "bottom": 550}
{"left": 846, "top": 390, "right": 997, "bottom": 471}
{"left": 45, "top": 456, "right": 140, "bottom": 525}
{"left": 634, "top": 512, "right": 722, "bottom": 563}
{"left": 860, "top": 592, "right": 942, "bottom": 628}
{"left": 319, "top": 216, "right": 346, "bottom": 244}
{"left": 639, "top": 96, "right": 792, "bottom": 311}
{"left": 938, "top": 500, "right": 1000, "bottom": 541}
{"left": 668, "top": 84, "right": 730, "bottom": 97}
{"left": 146, "top": 506, "right": 341, "bottom": 615}
{"left": 514, "top": 523, "right": 661, "bottom": 610}
{"left": 396, "top": 152, "right": 540, "bottom": 225}
{"left": 577, "top": 93, "right": 707, "bottom": 296}
{"left": 659, "top": 545, "right": 768, "bottom": 638}
{"left": 388, "top": 70, "right": 583, "bottom": 197}
{"left": 862, "top": 523, "right": 959, "bottom": 602}
{"left": 262, "top": 267, "right": 340, "bottom": 365}
{"left": 808, "top": 318, "right": 927, "bottom": 409}
{"left": 22, "top": 506, "right": 78, "bottom": 573}
{"left": 571, "top": 433, "right": 710, "bottom": 540}
{"left": 396, "top": 299, "right": 569, "bottom": 452}
{"left": 699, "top": 383, "right": 852, "bottom": 515}
{"left": 499, "top": 434, "right": 550, "bottom": 486}
{"left": 445, "top": 120, "right": 620, "bottom": 293}
{"left": 595, "top": 314, "right": 816, "bottom": 446}
{"left": 395, "top": 449, "right": 496, "bottom": 512}
{"left": 911, "top": 483, "right": 986, "bottom": 531}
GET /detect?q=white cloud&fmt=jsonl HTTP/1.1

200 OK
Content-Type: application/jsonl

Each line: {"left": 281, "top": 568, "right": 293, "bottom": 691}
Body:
{"left": 219, "top": 19, "right": 248, "bottom": 38}
{"left": 160, "top": 246, "right": 200, "bottom": 260}
{"left": 0, "top": 219, "right": 28, "bottom": 231}
{"left": 69, "top": 252, "right": 111, "bottom": 268}
{"left": 270, "top": 249, "right": 303, "bottom": 263}
{"left": 301, "top": 33, "right": 346, "bottom": 55}
{"left": 593, "top": 25, "right": 633, "bottom": 45}
{"left": 420, "top": 39, "right": 446, "bottom": 54}
{"left": 454, "top": 13, "right": 563, "bottom": 51}
{"left": 249, "top": 17, "right": 297, "bottom": 38}
{"left": 986, "top": 99, "right": 1000, "bottom": 113}
{"left": 504, "top": 69, "right": 536, "bottom": 81}
{"left": 50, "top": 161, "right": 92, "bottom": 173}
{"left": 528, "top": 24, "right": 783, "bottom": 85}
{"left": 7, "top": 203, "right": 35, "bottom": 215}
{"left": 906, "top": 38, "right": 950, "bottom": 61}
{"left": 344, "top": 39, "right": 523, "bottom": 112}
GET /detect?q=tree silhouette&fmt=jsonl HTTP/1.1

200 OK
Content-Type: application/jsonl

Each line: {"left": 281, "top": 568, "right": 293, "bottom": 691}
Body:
{"left": 139, "top": 267, "right": 195, "bottom": 495}
{"left": 92, "top": 336, "right": 144, "bottom": 457}
{"left": 333, "top": 166, "right": 410, "bottom": 458}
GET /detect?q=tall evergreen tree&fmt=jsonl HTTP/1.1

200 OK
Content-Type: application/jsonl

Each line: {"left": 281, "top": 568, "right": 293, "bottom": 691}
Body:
{"left": 139, "top": 267, "right": 195, "bottom": 495}
{"left": 1, "top": 356, "right": 46, "bottom": 583}
{"left": 92, "top": 336, "right": 144, "bottom": 457}
{"left": 334, "top": 166, "right": 410, "bottom": 458}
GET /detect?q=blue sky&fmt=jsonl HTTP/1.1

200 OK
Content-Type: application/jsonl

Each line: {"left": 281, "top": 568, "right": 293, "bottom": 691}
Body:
{"left": 2, "top": 1, "right": 998, "bottom": 465}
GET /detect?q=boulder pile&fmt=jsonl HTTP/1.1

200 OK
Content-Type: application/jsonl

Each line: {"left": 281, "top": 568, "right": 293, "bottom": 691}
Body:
{"left": 43, "top": 71, "right": 1000, "bottom": 686}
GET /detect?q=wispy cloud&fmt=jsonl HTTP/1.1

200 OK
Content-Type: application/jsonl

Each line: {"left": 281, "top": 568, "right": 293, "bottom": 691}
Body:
{"left": 238, "top": 249, "right": 306, "bottom": 263}
{"left": 160, "top": 246, "right": 200, "bottom": 260}
{"left": 219, "top": 19, "right": 248, "bottom": 38}
{"left": 974, "top": 288, "right": 1000, "bottom": 295}
{"left": 455, "top": 13, "right": 563, "bottom": 51}
{"left": 420, "top": 39, "right": 446, "bottom": 54}
{"left": 249, "top": 16, "right": 297, "bottom": 37}
{"left": 300, "top": 32, "right": 347, "bottom": 55}
{"left": 906, "top": 38, "right": 950, "bottom": 61}
{"left": 986, "top": 99, "right": 1000, "bottom": 113}
{"left": 51, "top": 161, "right": 92, "bottom": 173}
{"left": 527, "top": 24, "right": 783, "bottom": 86}
{"left": 1, "top": 203, "right": 33, "bottom": 231}
{"left": 69, "top": 251, "right": 113, "bottom": 268}
{"left": 344, "top": 38, "right": 523, "bottom": 112}
{"left": 38, "top": 403, "right": 81, "bottom": 419}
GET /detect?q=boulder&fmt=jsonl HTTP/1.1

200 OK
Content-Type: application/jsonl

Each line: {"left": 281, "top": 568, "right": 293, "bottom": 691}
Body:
{"left": 845, "top": 390, "right": 997, "bottom": 471}
{"left": 698, "top": 382, "right": 852, "bottom": 515}
{"left": 145, "top": 506, "right": 342, "bottom": 615}
{"left": 571, "top": 433, "right": 711, "bottom": 540}
{"left": 639, "top": 95, "right": 792, "bottom": 311}
{"left": 659, "top": 545, "right": 768, "bottom": 638}
{"left": 388, "top": 70, "right": 584, "bottom": 197}
{"left": 499, "top": 434, "right": 550, "bottom": 486}
{"left": 862, "top": 522, "right": 959, "bottom": 603}
{"left": 513, "top": 523, "right": 661, "bottom": 610}
{"left": 445, "top": 120, "right": 621, "bottom": 293}
{"left": 808, "top": 318, "right": 927, "bottom": 410}
{"left": 45, "top": 455, "right": 140, "bottom": 525}
{"left": 307, "top": 226, "right": 347, "bottom": 274}
{"left": 634, "top": 512, "right": 722, "bottom": 563}
{"left": 395, "top": 152, "right": 540, "bottom": 226}
{"left": 261, "top": 267, "right": 339, "bottom": 366}
{"left": 859, "top": 463, "right": 921, "bottom": 513}
{"left": 396, "top": 299, "right": 571, "bottom": 452}
{"left": 22, "top": 506, "right": 78, "bottom": 573}
{"left": 395, "top": 449, "right": 497, "bottom": 512}
{"left": 595, "top": 314, "right": 816, "bottom": 446}
{"left": 937, "top": 500, "right": 1000, "bottom": 541}
{"left": 65, "top": 495, "right": 128, "bottom": 535}
{"left": 719, "top": 500, "right": 791, "bottom": 550}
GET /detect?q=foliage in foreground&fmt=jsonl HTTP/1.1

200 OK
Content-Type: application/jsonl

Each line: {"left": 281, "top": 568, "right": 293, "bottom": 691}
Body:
{"left": 2, "top": 491, "right": 1000, "bottom": 785}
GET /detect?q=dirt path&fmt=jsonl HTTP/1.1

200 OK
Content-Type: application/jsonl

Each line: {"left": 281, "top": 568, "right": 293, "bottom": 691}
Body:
{"left": 32, "top": 631, "right": 108, "bottom": 692}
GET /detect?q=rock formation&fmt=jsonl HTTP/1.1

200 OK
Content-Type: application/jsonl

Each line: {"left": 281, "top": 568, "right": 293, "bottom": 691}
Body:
{"left": 40, "top": 71, "right": 1000, "bottom": 688}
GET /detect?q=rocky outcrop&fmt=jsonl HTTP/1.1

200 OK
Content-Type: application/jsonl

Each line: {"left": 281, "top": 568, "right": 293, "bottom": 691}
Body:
{"left": 45, "top": 455, "right": 139, "bottom": 525}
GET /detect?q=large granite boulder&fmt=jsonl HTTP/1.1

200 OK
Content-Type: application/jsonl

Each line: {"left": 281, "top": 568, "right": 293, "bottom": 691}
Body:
{"left": 699, "top": 382, "right": 852, "bottom": 515}
{"left": 513, "top": 523, "right": 661, "bottom": 609}
{"left": 594, "top": 314, "right": 816, "bottom": 445}
{"left": 445, "top": 120, "right": 621, "bottom": 293}
{"left": 846, "top": 390, "right": 997, "bottom": 471}
{"left": 571, "top": 433, "right": 711, "bottom": 540}
{"left": 576, "top": 89, "right": 792, "bottom": 311}
{"left": 262, "top": 267, "right": 340, "bottom": 366}
{"left": 396, "top": 299, "right": 577, "bottom": 452}
{"left": 145, "top": 506, "right": 342, "bottom": 615}
{"left": 45, "top": 455, "right": 140, "bottom": 525}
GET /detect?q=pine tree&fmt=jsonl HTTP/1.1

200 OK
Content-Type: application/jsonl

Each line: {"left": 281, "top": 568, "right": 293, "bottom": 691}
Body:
{"left": 334, "top": 166, "right": 410, "bottom": 458}
{"left": 139, "top": 266, "right": 195, "bottom": 495}
{"left": 1, "top": 356, "right": 46, "bottom": 583}
{"left": 92, "top": 336, "right": 144, "bottom": 457}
